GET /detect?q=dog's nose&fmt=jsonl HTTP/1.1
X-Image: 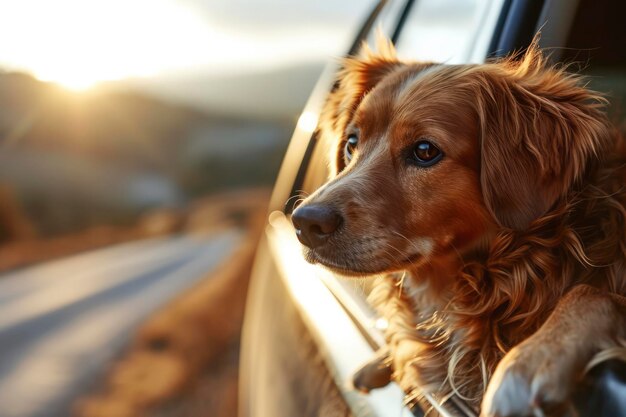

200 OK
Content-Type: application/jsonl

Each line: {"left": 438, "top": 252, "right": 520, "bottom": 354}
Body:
{"left": 291, "top": 204, "right": 342, "bottom": 248}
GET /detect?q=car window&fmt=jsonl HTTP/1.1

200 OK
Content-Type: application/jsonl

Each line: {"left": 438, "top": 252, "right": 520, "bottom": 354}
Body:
{"left": 394, "top": 0, "right": 505, "bottom": 64}
{"left": 558, "top": 0, "right": 626, "bottom": 125}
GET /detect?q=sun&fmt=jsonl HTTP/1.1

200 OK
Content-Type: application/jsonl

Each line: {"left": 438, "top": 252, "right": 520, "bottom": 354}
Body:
{"left": 0, "top": 0, "right": 213, "bottom": 90}
{"left": 57, "top": 80, "right": 94, "bottom": 92}
{"left": 35, "top": 69, "right": 101, "bottom": 92}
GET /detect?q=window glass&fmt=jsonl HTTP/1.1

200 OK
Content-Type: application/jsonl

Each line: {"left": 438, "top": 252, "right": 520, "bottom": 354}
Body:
{"left": 559, "top": 0, "right": 626, "bottom": 125}
{"left": 394, "top": 0, "right": 498, "bottom": 64}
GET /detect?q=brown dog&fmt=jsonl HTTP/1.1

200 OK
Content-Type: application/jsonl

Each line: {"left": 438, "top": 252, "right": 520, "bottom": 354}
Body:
{"left": 291, "top": 40, "right": 626, "bottom": 417}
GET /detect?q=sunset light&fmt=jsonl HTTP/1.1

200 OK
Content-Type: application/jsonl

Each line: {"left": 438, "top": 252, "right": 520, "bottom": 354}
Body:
{"left": 0, "top": 0, "right": 351, "bottom": 91}
{"left": 0, "top": 0, "right": 228, "bottom": 89}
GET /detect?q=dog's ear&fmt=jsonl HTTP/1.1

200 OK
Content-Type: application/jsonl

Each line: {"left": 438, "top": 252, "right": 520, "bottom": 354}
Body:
{"left": 319, "top": 40, "right": 403, "bottom": 174}
{"left": 476, "top": 47, "right": 610, "bottom": 230}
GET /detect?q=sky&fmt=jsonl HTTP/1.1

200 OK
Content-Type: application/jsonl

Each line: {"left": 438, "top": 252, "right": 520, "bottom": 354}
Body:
{"left": 0, "top": 0, "right": 376, "bottom": 90}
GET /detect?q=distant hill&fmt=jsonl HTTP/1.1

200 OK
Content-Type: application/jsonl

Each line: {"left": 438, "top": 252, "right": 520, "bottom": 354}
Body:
{"left": 0, "top": 71, "right": 295, "bottom": 236}
{"left": 0, "top": 72, "right": 291, "bottom": 169}
{"left": 123, "top": 62, "right": 327, "bottom": 120}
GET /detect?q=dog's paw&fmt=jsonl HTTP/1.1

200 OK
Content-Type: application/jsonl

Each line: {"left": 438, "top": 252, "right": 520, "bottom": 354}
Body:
{"left": 480, "top": 343, "right": 577, "bottom": 417}
{"left": 352, "top": 348, "right": 393, "bottom": 393}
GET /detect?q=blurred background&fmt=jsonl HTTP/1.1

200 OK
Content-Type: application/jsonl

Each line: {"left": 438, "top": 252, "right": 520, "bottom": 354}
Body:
{"left": 0, "top": 1, "right": 375, "bottom": 416}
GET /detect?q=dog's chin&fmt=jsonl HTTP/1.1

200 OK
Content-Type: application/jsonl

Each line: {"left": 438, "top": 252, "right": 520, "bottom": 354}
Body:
{"left": 302, "top": 247, "right": 421, "bottom": 277}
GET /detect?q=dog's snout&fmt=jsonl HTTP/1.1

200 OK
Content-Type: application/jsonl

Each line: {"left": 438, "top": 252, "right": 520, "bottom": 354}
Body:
{"left": 291, "top": 204, "right": 342, "bottom": 248}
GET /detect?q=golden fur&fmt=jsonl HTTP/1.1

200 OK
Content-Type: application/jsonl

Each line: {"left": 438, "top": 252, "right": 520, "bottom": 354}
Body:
{"left": 293, "top": 40, "right": 626, "bottom": 416}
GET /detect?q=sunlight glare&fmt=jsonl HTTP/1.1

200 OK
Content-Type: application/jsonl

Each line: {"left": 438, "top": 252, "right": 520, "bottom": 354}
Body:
{"left": 0, "top": 0, "right": 348, "bottom": 90}
{"left": 297, "top": 111, "right": 319, "bottom": 133}
{"left": 0, "top": 0, "right": 211, "bottom": 89}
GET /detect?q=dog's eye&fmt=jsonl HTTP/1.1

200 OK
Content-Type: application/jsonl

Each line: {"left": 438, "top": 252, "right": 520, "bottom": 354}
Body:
{"left": 411, "top": 140, "right": 443, "bottom": 167}
{"left": 344, "top": 134, "right": 358, "bottom": 164}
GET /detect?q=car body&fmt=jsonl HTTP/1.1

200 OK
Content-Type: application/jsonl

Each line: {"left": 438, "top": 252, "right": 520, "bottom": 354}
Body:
{"left": 239, "top": 1, "right": 626, "bottom": 416}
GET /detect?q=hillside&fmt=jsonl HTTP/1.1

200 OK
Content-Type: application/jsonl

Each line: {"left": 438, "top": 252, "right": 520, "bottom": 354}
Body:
{"left": 0, "top": 71, "right": 294, "bottom": 238}
{"left": 127, "top": 62, "right": 326, "bottom": 120}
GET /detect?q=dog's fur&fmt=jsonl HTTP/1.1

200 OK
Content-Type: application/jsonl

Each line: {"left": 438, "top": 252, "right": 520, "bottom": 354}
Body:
{"left": 293, "top": 40, "right": 626, "bottom": 417}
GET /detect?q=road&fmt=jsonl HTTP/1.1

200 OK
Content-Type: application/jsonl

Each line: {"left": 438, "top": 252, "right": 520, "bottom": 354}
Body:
{"left": 0, "top": 230, "right": 242, "bottom": 417}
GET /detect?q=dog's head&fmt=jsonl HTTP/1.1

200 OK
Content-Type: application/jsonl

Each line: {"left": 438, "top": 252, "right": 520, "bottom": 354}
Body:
{"left": 292, "top": 43, "right": 609, "bottom": 276}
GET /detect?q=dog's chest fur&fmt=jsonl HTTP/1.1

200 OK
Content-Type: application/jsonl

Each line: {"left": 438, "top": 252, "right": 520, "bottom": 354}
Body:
{"left": 369, "top": 273, "right": 488, "bottom": 407}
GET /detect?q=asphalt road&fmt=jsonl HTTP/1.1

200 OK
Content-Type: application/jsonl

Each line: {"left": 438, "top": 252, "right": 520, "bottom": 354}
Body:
{"left": 0, "top": 231, "right": 242, "bottom": 417}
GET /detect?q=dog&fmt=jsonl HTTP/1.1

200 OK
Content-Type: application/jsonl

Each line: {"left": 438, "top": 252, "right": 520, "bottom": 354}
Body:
{"left": 291, "top": 39, "right": 626, "bottom": 417}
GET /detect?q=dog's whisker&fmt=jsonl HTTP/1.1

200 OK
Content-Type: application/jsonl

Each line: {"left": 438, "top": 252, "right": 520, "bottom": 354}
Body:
{"left": 380, "top": 241, "right": 414, "bottom": 265}
{"left": 284, "top": 194, "right": 301, "bottom": 209}
{"left": 391, "top": 230, "right": 414, "bottom": 248}
{"left": 284, "top": 190, "right": 311, "bottom": 210}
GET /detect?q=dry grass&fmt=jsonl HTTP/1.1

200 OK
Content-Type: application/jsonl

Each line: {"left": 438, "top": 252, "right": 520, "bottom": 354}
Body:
{"left": 0, "top": 188, "right": 269, "bottom": 272}
{"left": 0, "top": 207, "right": 185, "bottom": 273}
{"left": 73, "top": 189, "right": 268, "bottom": 417}
{"left": 0, "top": 184, "right": 38, "bottom": 242}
